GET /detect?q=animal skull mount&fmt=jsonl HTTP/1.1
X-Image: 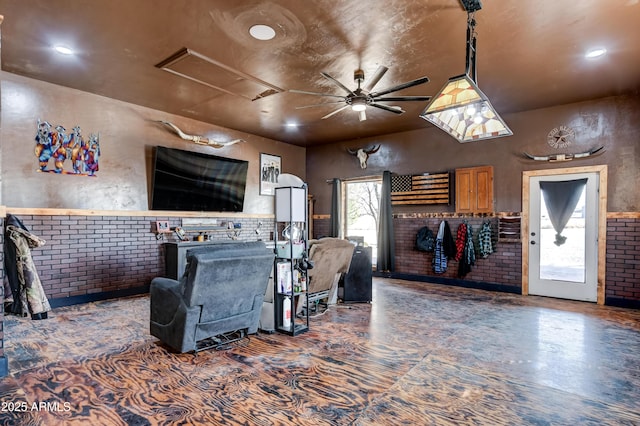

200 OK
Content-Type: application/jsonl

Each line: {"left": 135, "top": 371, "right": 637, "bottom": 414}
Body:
{"left": 347, "top": 145, "right": 381, "bottom": 169}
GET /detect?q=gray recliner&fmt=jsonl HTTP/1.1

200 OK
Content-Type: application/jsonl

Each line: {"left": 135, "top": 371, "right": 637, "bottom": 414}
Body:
{"left": 150, "top": 241, "right": 275, "bottom": 353}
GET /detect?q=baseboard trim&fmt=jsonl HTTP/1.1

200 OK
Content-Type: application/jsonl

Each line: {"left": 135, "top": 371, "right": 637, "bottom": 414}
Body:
{"left": 373, "top": 271, "right": 522, "bottom": 295}
{"left": 605, "top": 297, "right": 640, "bottom": 310}
{"left": 49, "top": 285, "right": 150, "bottom": 308}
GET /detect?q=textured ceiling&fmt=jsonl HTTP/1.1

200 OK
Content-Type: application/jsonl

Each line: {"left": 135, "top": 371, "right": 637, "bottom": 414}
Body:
{"left": 1, "top": 0, "right": 639, "bottom": 146}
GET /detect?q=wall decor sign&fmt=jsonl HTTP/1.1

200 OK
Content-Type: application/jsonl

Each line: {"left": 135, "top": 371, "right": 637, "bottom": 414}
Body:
{"left": 34, "top": 119, "right": 100, "bottom": 176}
{"left": 390, "top": 171, "right": 451, "bottom": 205}
{"left": 547, "top": 125, "right": 575, "bottom": 149}
{"left": 259, "top": 153, "right": 281, "bottom": 195}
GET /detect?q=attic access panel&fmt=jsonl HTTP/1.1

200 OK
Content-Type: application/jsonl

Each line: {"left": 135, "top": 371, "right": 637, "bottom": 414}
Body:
{"left": 155, "top": 48, "right": 284, "bottom": 101}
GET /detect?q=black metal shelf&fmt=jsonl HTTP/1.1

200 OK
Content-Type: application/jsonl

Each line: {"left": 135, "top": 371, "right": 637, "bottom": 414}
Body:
{"left": 273, "top": 186, "right": 309, "bottom": 337}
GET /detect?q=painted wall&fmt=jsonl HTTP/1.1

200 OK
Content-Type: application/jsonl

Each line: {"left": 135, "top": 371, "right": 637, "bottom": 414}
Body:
{"left": 306, "top": 94, "right": 640, "bottom": 214}
{"left": 0, "top": 72, "right": 306, "bottom": 212}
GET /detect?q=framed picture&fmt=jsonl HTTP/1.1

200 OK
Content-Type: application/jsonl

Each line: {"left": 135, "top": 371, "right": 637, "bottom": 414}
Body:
{"left": 260, "top": 153, "right": 281, "bottom": 195}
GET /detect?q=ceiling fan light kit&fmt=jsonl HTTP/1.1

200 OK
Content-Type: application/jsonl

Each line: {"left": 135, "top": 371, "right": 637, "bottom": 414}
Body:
{"left": 420, "top": 0, "right": 512, "bottom": 143}
{"left": 291, "top": 65, "right": 430, "bottom": 122}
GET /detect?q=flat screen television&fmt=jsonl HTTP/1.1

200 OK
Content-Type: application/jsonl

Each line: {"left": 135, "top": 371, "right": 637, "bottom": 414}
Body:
{"left": 151, "top": 146, "right": 248, "bottom": 212}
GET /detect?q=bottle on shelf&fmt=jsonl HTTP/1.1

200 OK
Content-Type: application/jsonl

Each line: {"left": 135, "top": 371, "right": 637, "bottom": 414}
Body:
{"left": 300, "top": 274, "right": 307, "bottom": 292}
{"left": 282, "top": 296, "right": 292, "bottom": 329}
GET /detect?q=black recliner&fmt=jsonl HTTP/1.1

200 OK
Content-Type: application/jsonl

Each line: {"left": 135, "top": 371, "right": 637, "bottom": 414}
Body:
{"left": 150, "top": 241, "right": 274, "bottom": 353}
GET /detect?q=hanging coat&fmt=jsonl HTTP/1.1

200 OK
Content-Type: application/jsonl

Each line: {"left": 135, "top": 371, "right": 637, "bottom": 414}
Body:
{"left": 432, "top": 221, "right": 447, "bottom": 274}
{"left": 442, "top": 221, "right": 457, "bottom": 260}
{"left": 458, "top": 222, "right": 476, "bottom": 278}
{"left": 4, "top": 215, "right": 51, "bottom": 318}
{"left": 454, "top": 223, "right": 467, "bottom": 262}
{"left": 479, "top": 221, "right": 494, "bottom": 258}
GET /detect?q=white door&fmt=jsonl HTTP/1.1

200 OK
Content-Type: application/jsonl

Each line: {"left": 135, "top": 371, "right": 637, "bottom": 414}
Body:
{"left": 528, "top": 172, "right": 599, "bottom": 301}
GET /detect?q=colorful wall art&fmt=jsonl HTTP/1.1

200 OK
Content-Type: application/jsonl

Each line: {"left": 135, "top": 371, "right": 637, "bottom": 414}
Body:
{"left": 34, "top": 119, "right": 101, "bottom": 176}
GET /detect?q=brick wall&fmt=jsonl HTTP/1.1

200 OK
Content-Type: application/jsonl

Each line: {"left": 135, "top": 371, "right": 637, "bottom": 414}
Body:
{"left": 606, "top": 217, "right": 640, "bottom": 304}
{"left": 392, "top": 215, "right": 522, "bottom": 289}
{"left": 314, "top": 214, "right": 522, "bottom": 290}
{"left": 23, "top": 215, "right": 166, "bottom": 300}
{"left": 3, "top": 214, "right": 274, "bottom": 302}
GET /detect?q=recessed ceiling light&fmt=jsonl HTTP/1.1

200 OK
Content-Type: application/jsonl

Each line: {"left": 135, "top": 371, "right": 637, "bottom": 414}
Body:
{"left": 585, "top": 48, "right": 607, "bottom": 59}
{"left": 53, "top": 45, "right": 74, "bottom": 55}
{"left": 249, "top": 24, "right": 276, "bottom": 41}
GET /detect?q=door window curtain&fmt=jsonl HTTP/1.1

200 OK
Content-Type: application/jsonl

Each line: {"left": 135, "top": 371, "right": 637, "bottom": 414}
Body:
{"left": 329, "top": 178, "right": 341, "bottom": 238}
{"left": 377, "top": 171, "right": 395, "bottom": 272}
{"left": 539, "top": 178, "right": 587, "bottom": 246}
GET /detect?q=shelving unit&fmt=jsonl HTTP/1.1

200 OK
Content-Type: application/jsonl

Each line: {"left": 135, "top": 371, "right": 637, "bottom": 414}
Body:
{"left": 273, "top": 186, "right": 309, "bottom": 336}
{"left": 499, "top": 216, "right": 521, "bottom": 243}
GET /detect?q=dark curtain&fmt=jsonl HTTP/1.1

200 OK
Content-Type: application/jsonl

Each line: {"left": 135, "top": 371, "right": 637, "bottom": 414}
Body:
{"left": 377, "top": 171, "right": 395, "bottom": 272}
{"left": 540, "top": 178, "right": 587, "bottom": 246}
{"left": 329, "top": 178, "right": 341, "bottom": 238}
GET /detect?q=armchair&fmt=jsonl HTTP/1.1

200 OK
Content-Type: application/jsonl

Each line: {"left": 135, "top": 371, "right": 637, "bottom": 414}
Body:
{"left": 150, "top": 241, "right": 274, "bottom": 353}
{"left": 304, "top": 238, "right": 355, "bottom": 311}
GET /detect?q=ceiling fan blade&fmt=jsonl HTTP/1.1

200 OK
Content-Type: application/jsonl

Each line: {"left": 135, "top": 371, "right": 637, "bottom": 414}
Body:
{"left": 369, "top": 103, "right": 405, "bottom": 114}
{"left": 363, "top": 65, "right": 389, "bottom": 92}
{"left": 359, "top": 110, "right": 367, "bottom": 122}
{"left": 289, "top": 89, "right": 346, "bottom": 100}
{"left": 295, "top": 101, "right": 347, "bottom": 110}
{"left": 320, "top": 72, "right": 356, "bottom": 96}
{"left": 369, "top": 76, "right": 430, "bottom": 98}
{"left": 373, "top": 96, "right": 432, "bottom": 102}
{"left": 321, "top": 104, "right": 351, "bottom": 119}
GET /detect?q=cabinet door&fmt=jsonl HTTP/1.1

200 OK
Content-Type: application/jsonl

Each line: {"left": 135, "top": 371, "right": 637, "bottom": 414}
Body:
{"left": 456, "top": 169, "right": 474, "bottom": 213}
{"left": 455, "top": 166, "right": 493, "bottom": 213}
{"left": 475, "top": 167, "right": 493, "bottom": 212}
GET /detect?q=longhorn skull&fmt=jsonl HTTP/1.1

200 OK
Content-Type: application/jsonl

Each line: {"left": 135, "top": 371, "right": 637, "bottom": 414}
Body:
{"left": 523, "top": 146, "right": 604, "bottom": 162}
{"left": 156, "top": 120, "right": 244, "bottom": 148}
{"left": 347, "top": 145, "right": 381, "bottom": 169}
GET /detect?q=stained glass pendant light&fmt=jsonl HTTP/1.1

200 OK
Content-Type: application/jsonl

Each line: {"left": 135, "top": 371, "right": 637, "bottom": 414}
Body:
{"left": 420, "top": 0, "right": 512, "bottom": 142}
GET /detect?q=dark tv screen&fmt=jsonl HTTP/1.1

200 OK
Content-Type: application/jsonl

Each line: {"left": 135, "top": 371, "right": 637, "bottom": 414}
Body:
{"left": 151, "top": 146, "right": 248, "bottom": 212}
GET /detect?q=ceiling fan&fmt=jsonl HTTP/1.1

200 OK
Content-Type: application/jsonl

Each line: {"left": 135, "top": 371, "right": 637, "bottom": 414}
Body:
{"left": 290, "top": 66, "right": 431, "bottom": 122}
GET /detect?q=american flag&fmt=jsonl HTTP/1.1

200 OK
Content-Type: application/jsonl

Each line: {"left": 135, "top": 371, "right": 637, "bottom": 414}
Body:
{"left": 391, "top": 172, "right": 451, "bottom": 205}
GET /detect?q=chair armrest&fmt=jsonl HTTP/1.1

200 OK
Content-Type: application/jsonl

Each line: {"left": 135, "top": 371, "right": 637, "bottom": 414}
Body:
{"left": 150, "top": 277, "right": 184, "bottom": 325}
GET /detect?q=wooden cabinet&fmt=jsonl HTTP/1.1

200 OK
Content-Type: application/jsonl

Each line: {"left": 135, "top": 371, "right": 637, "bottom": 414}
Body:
{"left": 455, "top": 166, "right": 494, "bottom": 213}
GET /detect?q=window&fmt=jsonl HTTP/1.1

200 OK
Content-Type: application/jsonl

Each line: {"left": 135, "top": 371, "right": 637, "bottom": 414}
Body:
{"left": 342, "top": 178, "right": 382, "bottom": 265}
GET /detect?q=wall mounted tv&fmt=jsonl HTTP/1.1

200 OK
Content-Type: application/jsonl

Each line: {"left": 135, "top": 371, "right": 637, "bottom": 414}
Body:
{"left": 151, "top": 146, "right": 248, "bottom": 212}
